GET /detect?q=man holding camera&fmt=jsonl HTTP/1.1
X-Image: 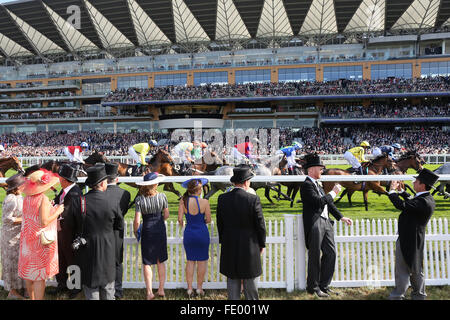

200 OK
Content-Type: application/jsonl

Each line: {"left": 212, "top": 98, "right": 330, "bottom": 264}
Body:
{"left": 74, "top": 164, "right": 124, "bottom": 300}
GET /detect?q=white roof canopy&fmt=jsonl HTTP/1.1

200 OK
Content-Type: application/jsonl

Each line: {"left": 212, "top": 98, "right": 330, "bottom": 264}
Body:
{"left": 0, "top": 32, "right": 32, "bottom": 57}
{"left": 5, "top": 7, "right": 65, "bottom": 55}
{"left": 83, "top": 0, "right": 134, "bottom": 49}
{"left": 345, "top": 0, "right": 385, "bottom": 33}
{"left": 126, "top": 0, "right": 171, "bottom": 46}
{"left": 257, "top": 0, "right": 293, "bottom": 38}
{"left": 215, "top": 0, "right": 251, "bottom": 41}
{"left": 300, "top": 0, "right": 338, "bottom": 36}
{"left": 172, "top": 0, "right": 210, "bottom": 43}
{"left": 392, "top": 0, "right": 440, "bottom": 30}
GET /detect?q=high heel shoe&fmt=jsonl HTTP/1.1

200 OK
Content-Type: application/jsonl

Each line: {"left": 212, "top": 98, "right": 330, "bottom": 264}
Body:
{"left": 196, "top": 289, "right": 205, "bottom": 296}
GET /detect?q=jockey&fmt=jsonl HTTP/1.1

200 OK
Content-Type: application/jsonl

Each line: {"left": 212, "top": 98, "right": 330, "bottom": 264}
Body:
{"left": 128, "top": 140, "right": 157, "bottom": 167}
{"left": 279, "top": 141, "right": 303, "bottom": 175}
{"left": 64, "top": 142, "right": 88, "bottom": 164}
{"left": 232, "top": 137, "right": 256, "bottom": 165}
{"left": 172, "top": 142, "right": 194, "bottom": 173}
{"left": 372, "top": 143, "right": 402, "bottom": 161}
{"left": 191, "top": 142, "right": 208, "bottom": 162}
{"left": 344, "top": 141, "right": 371, "bottom": 175}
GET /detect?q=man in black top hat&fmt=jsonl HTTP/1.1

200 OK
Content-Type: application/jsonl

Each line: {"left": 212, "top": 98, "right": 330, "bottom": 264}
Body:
{"left": 104, "top": 162, "right": 130, "bottom": 299}
{"left": 75, "top": 164, "right": 123, "bottom": 300}
{"left": 300, "top": 153, "right": 352, "bottom": 298}
{"left": 387, "top": 168, "right": 438, "bottom": 300}
{"left": 217, "top": 164, "right": 266, "bottom": 300}
{"left": 52, "top": 164, "right": 83, "bottom": 298}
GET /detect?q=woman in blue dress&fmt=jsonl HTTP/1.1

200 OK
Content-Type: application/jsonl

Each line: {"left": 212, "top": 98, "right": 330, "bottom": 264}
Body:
{"left": 178, "top": 178, "right": 211, "bottom": 297}
{"left": 134, "top": 172, "right": 169, "bottom": 300}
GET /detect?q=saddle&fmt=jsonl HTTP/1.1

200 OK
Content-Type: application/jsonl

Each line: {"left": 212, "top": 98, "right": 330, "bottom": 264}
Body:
{"left": 128, "top": 165, "right": 147, "bottom": 176}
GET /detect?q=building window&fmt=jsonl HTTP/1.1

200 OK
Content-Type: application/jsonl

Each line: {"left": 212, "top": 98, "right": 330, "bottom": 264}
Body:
{"left": 194, "top": 71, "right": 228, "bottom": 85}
{"left": 235, "top": 69, "right": 271, "bottom": 84}
{"left": 154, "top": 73, "right": 187, "bottom": 87}
{"left": 421, "top": 61, "right": 450, "bottom": 77}
{"left": 117, "top": 75, "right": 148, "bottom": 89}
{"left": 371, "top": 63, "right": 412, "bottom": 80}
{"left": 323, "top": 65, "right": 363, "bottom": 81}
{"left": 278, "top": 67, "right": 316, "bottom": 82}
{"left": 82, "top": 78, "right": 111, "bottom": 95}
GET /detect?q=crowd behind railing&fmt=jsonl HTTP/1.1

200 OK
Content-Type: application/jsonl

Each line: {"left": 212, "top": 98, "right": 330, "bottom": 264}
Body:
{"left": 321, "top": 103, "right": 450, "bottom": 119}
{"left": 103, "top": 77, "right": 450, "bottom": 103}
{"left": 0, "top": 127, "right": 448, "bottom": 157}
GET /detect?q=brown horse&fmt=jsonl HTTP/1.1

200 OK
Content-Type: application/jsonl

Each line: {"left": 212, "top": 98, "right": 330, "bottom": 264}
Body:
{"left": 0, "top": 156, "right": 25, "bottom": 190}
{"left": 322, "top": 154, "right": 395, "bottom": 211}
{"left": 336, "top": 150, "right": 425, "bottom": 204}
{"left": 273, "top": 156, "right": 306, "bottom": 208}
{"left": 40, "top": 150, "right": 109, "bottom": 174}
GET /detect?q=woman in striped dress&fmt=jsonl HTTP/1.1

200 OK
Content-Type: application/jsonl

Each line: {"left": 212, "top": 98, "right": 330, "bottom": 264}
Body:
{"left": 18, "top": 169, "right": 63, "bottom": 300}
{"left": 134, "top": 172, "right": 169, "bottom": 300}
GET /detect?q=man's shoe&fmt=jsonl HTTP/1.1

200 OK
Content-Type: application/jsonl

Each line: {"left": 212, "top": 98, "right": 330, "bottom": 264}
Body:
{"left": 321, "top": 287, "right": 340, "bottom": 296}
{"left": 68, "top": 289, "right": 81, "bottom": 299}
{"left": 307, "top": 289, "right": 329, "bottom": 298}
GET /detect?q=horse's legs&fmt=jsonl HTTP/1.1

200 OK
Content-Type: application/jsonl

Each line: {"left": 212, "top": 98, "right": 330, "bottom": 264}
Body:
{"left": 347, "top": 190, "right": 355, "bottom": 207}
{"left": 163, "top": 183, "right": 181, "bottom": 199}
{"left": 363, "top": 190, "right": 369, "bottom": 211}
{"left": 265, "top": 187, "right": 275, "bottom": 205}
{"left": 334, "top": 189, "right": 347, "bottom": 204}
{"left": 204, "top": 184, "right": 218, "bottom": 200}
{"left": 290, "top": 186, "right": 300, "bottom": 208}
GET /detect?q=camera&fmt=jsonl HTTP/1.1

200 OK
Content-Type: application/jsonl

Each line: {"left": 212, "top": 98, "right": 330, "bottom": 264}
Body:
{"left": 72, "top": 236, "right": 87, "bottom": 250}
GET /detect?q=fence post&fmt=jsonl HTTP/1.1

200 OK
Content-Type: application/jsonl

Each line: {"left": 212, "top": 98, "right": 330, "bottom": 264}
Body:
{"left": 295, "top": 215, "right": 307, "bottom": 290}
{"left": 284, "top": 214, "right": 295, "bottom": 292}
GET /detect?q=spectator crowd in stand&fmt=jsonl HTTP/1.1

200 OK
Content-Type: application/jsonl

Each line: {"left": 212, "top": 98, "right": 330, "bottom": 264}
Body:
{"left": 103, "top": 77, "right": 450, "bottom": 103}
{"left": 0, "top": 127, "right": 448, "bottom": 157}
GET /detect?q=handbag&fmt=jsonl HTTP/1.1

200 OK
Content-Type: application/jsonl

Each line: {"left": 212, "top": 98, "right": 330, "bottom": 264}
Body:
{"left": 40, "top": 228, "right": 56, "bottom": 246}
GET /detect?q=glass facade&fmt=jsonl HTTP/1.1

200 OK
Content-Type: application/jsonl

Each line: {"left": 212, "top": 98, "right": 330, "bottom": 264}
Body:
{"left": 371, "top": 63, "right": 412, "bottom": 79}
{"left": 421, "top": 61, "right": 450, "bottom": 77}
{"left": 323, "top": 65, "right": 363, "bottom": 81}
{"left": 233, "top": 119, "right": 274, "bottom": 128}
{"left": 194, "top": 71, "right": 228, "bottom": 85}
{"left": 235, "top": 69, "right": 271, "bottom": 84}
{"left": 82, "top": 78, "right": 111, "bottom": 95}
{"left": 117, "top": 75, "right": 148, "bottom": 89}
{"left": 154, "top": 73, "right": 187, "bottom": 87}
{"left": 276, "top": 118, "right": 315, "bottom": 128}
{"left": 48, "top": 123, "right": 80, "bottom": 132}
{"left": 278, "top": 67, "right": 316, "bottom": 82}
{"left": 116, "top": 121, "right": 151, "bottom": 133}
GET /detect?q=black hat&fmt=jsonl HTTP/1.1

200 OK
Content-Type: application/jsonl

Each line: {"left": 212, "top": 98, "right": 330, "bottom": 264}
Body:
{"left": 414, "top": 168, "right": 439, "bottom": 187}
{"left": 105, "top": 162, "right": 119, "bottom": 179}
{"left": 58, "top": 164, "right": 78, "bottom": 183}
{"left": 85, "top": 164, "right": 108, "bottom": 187}
{"left": 230, "top": 164, "right": 255, "bottom": 184}
{"left": 6, "top": 173, "right": 26, "bottom": 192}
{"left": 24, "top": 164, "right": 41, "bottom": 177}
{"left": 303, "top": 153, "right": 325, "bottom": 170}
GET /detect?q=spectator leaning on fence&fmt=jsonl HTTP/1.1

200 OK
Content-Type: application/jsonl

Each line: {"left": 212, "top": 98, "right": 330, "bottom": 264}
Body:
{"left": 105, "top": 162, "right": 131, "bottom": 300}
{"left": 1, "top": 173, "right": 27, "bottom": 300}
{"left": 134, "top": 172, "right": 169, "bottom": 300}
{"left": 178, "top": 178, "right": 212, "bottom": 298}
{"left": 387, "top": 169, "right": 439, "bottom": 300}
{"left": 216, "top": 164, "right": 266, "bottom": 300}
{"left": 75, "top": 164, "right": 123, "bottom": 300}
{"left": 300, "top": 153, "right": 352, "bottom": 298}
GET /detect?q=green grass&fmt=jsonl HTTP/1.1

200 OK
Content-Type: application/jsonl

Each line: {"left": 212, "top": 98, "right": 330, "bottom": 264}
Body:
{"left": 1, "top": 164, "right": 449, "bottom": 223}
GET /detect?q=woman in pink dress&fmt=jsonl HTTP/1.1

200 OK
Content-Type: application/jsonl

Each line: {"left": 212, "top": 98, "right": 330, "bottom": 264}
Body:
{"left": 18, "top": 169, "right": 64, "bottom": 300}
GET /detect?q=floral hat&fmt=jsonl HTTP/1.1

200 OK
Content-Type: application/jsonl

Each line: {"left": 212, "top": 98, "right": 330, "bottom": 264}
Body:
{"left": 23, "top": 169, "right": 60, "bottom": 196}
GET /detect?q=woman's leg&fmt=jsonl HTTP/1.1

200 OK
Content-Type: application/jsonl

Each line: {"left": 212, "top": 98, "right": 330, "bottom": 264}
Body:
{"left": 33, "top": 280, "right": 46, "bottom": 300}
{"left": 143, "top": 264, "right": 154, "bottom": 299}
{"left": 185, "top": 260, "right": 195, "bottom": 291}
{"left": 25, "top": 280, "right": 34, "bottom": 300}
{"left": 197, "top": 261, "right": 207, "bottom": 291}
{"left": 157, "top": 260, "right": 166, "bottom": 296}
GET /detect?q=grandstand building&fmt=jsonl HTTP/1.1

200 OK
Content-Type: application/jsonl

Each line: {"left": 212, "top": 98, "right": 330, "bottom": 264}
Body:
{"left": 0, "top": 0, "right": 449, "bottom": 133}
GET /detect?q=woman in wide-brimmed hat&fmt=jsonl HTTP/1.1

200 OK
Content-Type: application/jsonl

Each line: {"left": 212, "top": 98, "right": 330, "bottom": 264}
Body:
{"left": 133, "top": 172, "right": 168, "bottom": 299}
{"left": 18, "top": 169, "right": 64, "bottom": 300}
{"left": 1, "top": 173, "right": 27, "bottom": 299}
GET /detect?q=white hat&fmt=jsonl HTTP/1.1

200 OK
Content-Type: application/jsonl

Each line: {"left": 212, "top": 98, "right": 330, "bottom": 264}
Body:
{"left": 136, "top": 172, "right": 165, "bottom": 186}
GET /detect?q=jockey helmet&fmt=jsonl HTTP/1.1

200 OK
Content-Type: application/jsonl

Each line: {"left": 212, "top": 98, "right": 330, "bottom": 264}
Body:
{"left": 80, "top": 142, "right": 89, "bottom": 148}
{"left": 392, "top": 143, "right": 401, "bottom": 149}
{"left": 150, "top": 140, "right": 158, "bottom": 147}
{"left": 360, "top": 141, "right": 370, "bottom": 148}
{"left": 293, "top": 142, "right": 302, "bottom": 150}
{"left": 201, "top": 142, "right": 207, "bottom": 149}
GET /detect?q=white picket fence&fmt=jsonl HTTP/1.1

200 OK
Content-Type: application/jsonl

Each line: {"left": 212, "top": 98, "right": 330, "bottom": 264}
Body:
{"left": 118, "top": 216, "right": 450, "bottom": 291}
{"left": 0, "top": 216, "right": 449, "bottom": 291}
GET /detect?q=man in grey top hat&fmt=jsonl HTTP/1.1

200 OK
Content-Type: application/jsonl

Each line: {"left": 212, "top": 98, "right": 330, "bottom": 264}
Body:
{"left": 216, "top": 164, "right": 266, "bottom": 300}
{"left": 388, "top": 168, "right": 439, "bottom": 300}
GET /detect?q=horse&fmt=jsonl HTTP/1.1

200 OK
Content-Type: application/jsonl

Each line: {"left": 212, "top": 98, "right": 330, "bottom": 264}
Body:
{"left": 40, "top": 150, "right": 109, "bottom": 175}
{"left": 321, "top": 154, "right": 396, "bottom": 211}
{"left": 335, "top": 150, "right": 425, "bottom": 204}
{"left": 273, "top": 156, "right": 306, "bottom": 208}
{"left": 0, "top": 156, "right": 25, "bottom": 190}
{"left": 432, "top": 163, "right": 450, "bottom": 199}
